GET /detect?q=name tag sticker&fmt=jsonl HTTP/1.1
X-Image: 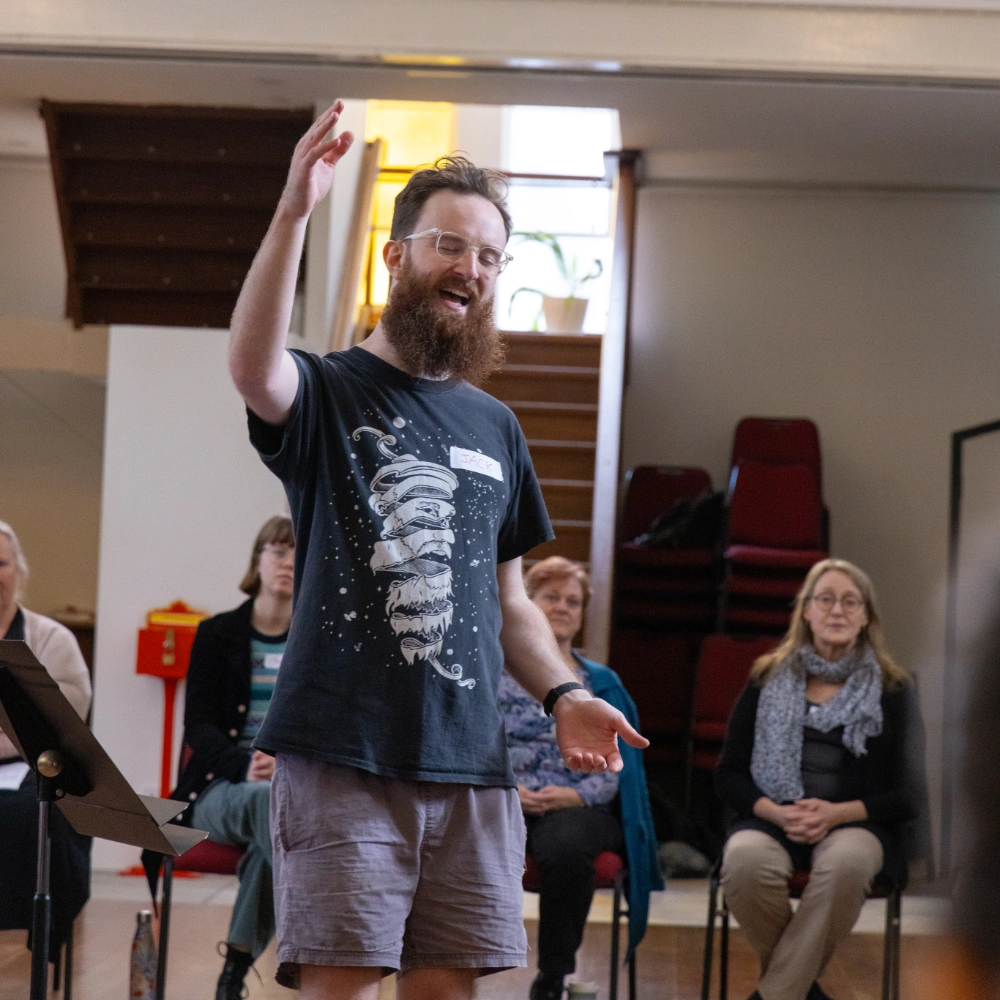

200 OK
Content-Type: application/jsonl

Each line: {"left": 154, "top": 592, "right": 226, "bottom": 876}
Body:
{"left": 450, "top": 447, "right": 504, "bottom": 482}
{"left": 264, "top": 653, "right": 283, "bottom": 670}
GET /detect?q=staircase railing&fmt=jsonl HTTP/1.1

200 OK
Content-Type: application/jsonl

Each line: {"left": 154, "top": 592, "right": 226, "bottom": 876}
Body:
{"left": 585, "top": 150, "right": 641, "bottom": 663}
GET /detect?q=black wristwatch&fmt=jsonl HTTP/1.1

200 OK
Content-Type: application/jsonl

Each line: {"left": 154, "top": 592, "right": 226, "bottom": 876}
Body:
{"left": 543, "top": 681, "right": 586, "bottom": 716}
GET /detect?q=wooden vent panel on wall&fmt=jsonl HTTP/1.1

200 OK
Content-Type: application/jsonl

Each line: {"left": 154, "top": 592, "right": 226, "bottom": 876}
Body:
{"left": 41, "top": 102, "right": 313, "bottom": 329}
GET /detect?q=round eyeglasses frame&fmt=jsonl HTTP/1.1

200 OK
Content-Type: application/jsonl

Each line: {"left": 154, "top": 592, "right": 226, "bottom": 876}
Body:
{"left": 810, "top": 592, "right": 864, "bottom": 614}
{"left": 400, "top": 228, "right": 514, "bottom": 275}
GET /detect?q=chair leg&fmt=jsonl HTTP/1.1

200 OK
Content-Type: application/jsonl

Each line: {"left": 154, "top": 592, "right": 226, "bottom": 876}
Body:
{"left": 882, "top": 888, "right": 901, "bottom": 1000}
{"left": 720, "top": 899, "right": 730, "bottom": 1000}
{"left": 63, "top": 921, "right": 74, "bottom": 999}
{"left": 701, "top": 873, "right": 719, "bottom": 1000}
{"left": 628, "top": 949, "right": 636, "bottom": 1000}
{"left": 53, "top": 939, "right": 62, "bottom": 992}
{"left": 610, "top": 875, "right": 622, "bottom": 1000}
{"left": 156, "top": 856, "right": 174, "bottom": 1000}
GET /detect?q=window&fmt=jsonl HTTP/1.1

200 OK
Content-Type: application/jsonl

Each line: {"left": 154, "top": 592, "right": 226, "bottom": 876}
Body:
{"left": 497, "top": 106, "right": 619, "bottom": 334}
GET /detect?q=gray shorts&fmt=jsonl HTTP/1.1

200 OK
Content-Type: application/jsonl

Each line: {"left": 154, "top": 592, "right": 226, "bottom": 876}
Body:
{"left": 270, "top": 753, "right": 527, "bottom": 985}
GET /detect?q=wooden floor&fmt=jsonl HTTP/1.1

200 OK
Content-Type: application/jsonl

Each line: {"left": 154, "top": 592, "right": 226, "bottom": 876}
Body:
{"left": 0, "top": 898, "right": 943, "bottom": 1000}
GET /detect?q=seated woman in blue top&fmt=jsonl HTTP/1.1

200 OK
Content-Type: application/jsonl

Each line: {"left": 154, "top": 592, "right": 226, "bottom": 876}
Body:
{"left": 499, "top": 556, "right": 662, "bottom": 1000}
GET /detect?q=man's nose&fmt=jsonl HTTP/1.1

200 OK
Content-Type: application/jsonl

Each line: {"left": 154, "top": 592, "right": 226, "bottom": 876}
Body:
{"left": 453, "top": 248, "right": 480, "bottom": 281}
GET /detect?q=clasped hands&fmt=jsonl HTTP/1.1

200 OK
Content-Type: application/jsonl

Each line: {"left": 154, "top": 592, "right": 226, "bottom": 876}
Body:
{"left": 518, "top": 785, "right": 584, "bottom": 816}
{"left": 247, "top": 750, "right": 275, "bottom": 782}
{"left": 771, "top": 798, "right": 847, "bottom": 845}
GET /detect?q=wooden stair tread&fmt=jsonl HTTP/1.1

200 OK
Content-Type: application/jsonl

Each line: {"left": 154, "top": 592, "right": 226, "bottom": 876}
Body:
{"left": 550, "top": 519, "right": 593, "bottom": 529}
{"left": 499, "top": 364, "right": 599, "bottom": 377}
{"left": 526, "top": 439, "right": 597, "bottom": 450}
{"left": 506, "top": 401, "right": 599, "bottom": 413}
{"left": 538, "top": 478, "right": 594, "bottom": 488}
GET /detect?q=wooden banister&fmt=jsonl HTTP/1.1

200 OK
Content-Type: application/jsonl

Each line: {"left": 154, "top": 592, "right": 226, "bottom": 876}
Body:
{"left": 585, "top": 150, "right": 641, "bottom": 664}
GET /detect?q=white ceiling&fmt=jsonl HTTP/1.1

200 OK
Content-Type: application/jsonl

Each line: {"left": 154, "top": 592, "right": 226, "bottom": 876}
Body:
{"left": 2, "top": 51, "right": 1000, "bottom": 187}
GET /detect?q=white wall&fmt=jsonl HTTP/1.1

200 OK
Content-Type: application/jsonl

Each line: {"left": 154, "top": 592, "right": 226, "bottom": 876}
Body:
{"left": 91, "top": 326, "right": 287, "bottom": 870}
{"left": 624, "top": 185, "right": 1000, "bottom": 849}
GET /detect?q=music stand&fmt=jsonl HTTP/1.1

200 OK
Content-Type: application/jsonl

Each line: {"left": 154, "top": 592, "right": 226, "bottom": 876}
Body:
{"left": 0, "top": 640, "right": 207, "bottom": 1000}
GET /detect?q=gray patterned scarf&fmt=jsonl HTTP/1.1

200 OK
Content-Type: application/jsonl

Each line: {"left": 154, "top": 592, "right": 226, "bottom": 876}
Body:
{"left": 750, "top": 643, "right": 883, "bottom": 804}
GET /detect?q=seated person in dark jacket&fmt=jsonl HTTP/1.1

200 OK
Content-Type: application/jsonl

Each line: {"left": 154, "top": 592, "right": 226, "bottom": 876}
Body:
{"left": 715, "top": 558, "right": 926, "bottom": 1000}
{"left": 177, "top": 515, "right": 294, "bottom": 1000}
{"left": 499, "top": 556, "right": 662, "bottom": 1000}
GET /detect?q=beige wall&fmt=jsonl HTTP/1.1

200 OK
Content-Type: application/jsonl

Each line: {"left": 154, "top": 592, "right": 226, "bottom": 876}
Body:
{"left": 624, "top": 184, "right": 1000, "bottom": 840}
{"left": 0, "top": 157, "right": 105, "bottom": 616}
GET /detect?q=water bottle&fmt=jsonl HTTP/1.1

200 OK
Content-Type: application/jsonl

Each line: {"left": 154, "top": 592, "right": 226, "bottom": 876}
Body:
{"left": 567, "top": 981, "right": 599, "bottom": 1000}
{"left": 129, "top": 910, "right": 156, "bottom": 999}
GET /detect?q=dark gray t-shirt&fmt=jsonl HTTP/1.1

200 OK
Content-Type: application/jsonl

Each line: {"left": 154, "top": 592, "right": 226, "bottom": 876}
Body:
{"left": 248, "top": 346, "right": 553, "bottom": 785}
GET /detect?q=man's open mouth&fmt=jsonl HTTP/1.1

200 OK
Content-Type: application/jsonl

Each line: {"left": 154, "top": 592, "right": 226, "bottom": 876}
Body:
{"left": 439, "top": 289, "right": 471, "bottom": 307}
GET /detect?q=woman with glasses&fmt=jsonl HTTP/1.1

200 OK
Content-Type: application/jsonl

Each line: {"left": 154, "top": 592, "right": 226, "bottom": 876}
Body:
{"left": 500, "top": 557, "right": 662, "bottom": 1000}
{"left": 715, "top": 558, "right": 926, "bottom": 1000}
{"left": 165, "top": 515, "right": 294, "bottom": 1000}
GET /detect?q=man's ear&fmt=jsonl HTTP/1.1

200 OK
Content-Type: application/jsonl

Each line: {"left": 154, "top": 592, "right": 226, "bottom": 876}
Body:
{"left": 384, "top": 239, "right": 404, "bottom": 280}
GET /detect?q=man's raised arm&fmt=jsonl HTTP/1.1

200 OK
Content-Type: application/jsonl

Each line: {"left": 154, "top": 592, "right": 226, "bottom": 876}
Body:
{"left": 228, "top": 102, "right": 354, "bottom": 425}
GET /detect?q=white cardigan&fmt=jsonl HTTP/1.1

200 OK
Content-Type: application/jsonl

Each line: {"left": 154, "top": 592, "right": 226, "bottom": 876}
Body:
{"left": 21, "top": 607, "right": 93, "bottom": 721}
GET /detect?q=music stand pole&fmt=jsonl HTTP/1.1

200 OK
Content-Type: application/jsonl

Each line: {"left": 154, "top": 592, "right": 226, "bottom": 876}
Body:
{"left": 0, "top": 641, "right": 208, "bottom": 1000}
{"left": 30, "top": 759, "right": 60, "bottom": 1000}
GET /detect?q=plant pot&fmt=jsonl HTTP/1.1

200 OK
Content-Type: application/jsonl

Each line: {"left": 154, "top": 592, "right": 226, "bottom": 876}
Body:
{"left": 542, "top": 295, "right": 588, "bottom": 334}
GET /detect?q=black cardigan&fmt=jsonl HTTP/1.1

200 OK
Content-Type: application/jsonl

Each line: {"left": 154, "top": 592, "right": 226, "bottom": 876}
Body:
{"left": 172, "top": 599, "right": 257, "bottom": 809}
{"left": 714, "top": 680, "right": 927, "bottom": 882}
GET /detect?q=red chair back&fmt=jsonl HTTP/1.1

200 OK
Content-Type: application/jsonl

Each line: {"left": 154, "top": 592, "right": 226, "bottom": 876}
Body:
{"left": 620, "top": 466, "right": 712, "bottom": 541}
{"left": 609, "top": 630, "right": 697, "bottom": 739}
{"left": 691, "top": 635, "right": 777, "bottom": 742}
{"left": 731, "top": 418, "right": 821, "bottom": 487}
{"left": 727, "top": 461, "right": 823, "bottom": 549}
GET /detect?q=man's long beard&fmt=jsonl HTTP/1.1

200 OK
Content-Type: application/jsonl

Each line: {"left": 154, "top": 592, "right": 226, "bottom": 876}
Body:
{"left": 379, "top": 260, "right": 505, "bottom": 386}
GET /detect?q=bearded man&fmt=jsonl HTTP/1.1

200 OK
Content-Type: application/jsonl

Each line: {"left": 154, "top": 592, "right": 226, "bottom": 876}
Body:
{"left": 228, "top": 101, "right": 647, "bottom": 1000}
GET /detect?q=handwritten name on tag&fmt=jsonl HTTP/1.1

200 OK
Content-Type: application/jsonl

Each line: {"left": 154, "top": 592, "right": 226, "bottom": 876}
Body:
{"left": 450, "top": 447, "right": 504, "bottom": 482}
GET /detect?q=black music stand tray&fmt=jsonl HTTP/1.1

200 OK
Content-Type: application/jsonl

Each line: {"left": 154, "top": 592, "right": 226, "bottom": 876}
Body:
{"left": 0, "top": 640, "right": 207, "bottom": 1000}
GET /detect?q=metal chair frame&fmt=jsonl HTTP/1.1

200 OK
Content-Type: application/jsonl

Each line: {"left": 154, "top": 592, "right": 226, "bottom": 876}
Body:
{"left": 701, "top": 863, "right": 901, "bottom": 1000}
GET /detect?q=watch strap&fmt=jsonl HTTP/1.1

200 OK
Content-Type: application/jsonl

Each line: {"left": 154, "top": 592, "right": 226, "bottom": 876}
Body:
{"left": 543, "top": 681, "right": 585, "bottom": 716}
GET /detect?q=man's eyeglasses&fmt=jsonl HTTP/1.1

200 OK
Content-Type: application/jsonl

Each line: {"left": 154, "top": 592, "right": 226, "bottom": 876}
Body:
{"left": 400, "top": 229, "right": 513, "bottom": 275}
{"left": 810, "top": 592, "right": 864, "bottom": 614}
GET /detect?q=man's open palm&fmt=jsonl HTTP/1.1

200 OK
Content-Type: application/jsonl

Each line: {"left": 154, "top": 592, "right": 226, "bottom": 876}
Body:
{"left": 280, "top": 100, "right": 355, "bottom": 220}
{"left": 555, "top": 697, "right": 648, "bottom": 773}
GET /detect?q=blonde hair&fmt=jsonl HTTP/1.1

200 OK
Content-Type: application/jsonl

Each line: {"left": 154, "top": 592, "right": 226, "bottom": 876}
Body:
{"left": 239, "top": 515, "right": 295, "bottom": 597}
{"left": 524, "top": 556, "right": 592, "bottom": 604}
{"left": 750, "top": 557, "right": 909, "bottom": 689}
{"left": 0, "top": 520, "right": 29, "bottom": 602}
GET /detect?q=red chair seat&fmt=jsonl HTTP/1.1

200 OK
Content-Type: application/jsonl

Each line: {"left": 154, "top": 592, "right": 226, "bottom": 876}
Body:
{"left": 618, "top": 543, "right": 716, "bottom": 570}
{"left": 175, "top": 838, "right": 245, "bottom": 875}
{"left": 725, "top": 574, "right": 807, "bottom": 599}
{"left": 522, "top": 850, "right": 624, "bottom": 892}
{"left": 723, "top": 605, "right": 796, "bottom": 630}
{"left": 726, "top": 545, "right": 828, "bottom": 569}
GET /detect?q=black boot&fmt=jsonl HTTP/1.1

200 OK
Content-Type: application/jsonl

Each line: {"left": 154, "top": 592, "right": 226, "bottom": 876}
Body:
{"left": 529, "top": 971, "right": 565, "bottom": 1000}
{"left": 215, "top": 945, "right": 253, "bottom": 1000}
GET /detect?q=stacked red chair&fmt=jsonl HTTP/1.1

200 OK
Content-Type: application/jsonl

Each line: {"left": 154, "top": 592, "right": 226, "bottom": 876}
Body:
{"left": 721, "top": 418, "right": 829, "bottom": 634}
{"left": 611, "top": 466, "right": 721, "bottom": 762}
{"left": 616, "top": 466, "right": 718, "bottom": 630}
{"left": 683, "top": 634, "right": 776, "bottom": 806}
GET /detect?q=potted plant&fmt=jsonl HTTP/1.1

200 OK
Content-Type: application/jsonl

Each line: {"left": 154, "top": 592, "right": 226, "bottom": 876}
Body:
{"left": 509, "top": 232, "right": 603, "bottom": 333}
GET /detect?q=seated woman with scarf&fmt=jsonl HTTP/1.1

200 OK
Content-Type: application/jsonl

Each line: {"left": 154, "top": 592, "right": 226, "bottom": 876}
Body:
{"left": 715, "top": 558, "right": 926, "bottom": 1000}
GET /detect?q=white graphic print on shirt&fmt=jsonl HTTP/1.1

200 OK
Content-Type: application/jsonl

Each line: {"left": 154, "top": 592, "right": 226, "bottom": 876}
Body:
{"left": 352, "top": 424, "right": 477, "bottom": 689}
